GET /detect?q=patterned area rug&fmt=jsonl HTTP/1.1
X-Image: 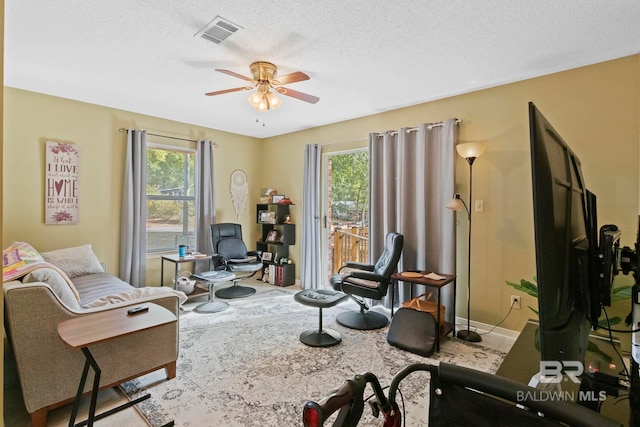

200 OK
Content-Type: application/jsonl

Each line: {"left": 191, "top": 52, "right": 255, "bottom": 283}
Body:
{"left": 121, "top": 286, "right": 506, "bottom": 426}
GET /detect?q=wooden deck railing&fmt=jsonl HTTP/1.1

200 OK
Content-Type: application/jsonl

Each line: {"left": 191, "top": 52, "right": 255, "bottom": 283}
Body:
{"left": 331, "top": 228, "right": 369, "bottom": 274}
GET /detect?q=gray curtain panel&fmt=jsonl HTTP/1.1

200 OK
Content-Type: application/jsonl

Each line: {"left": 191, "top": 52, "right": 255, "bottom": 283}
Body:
{"left": 369, "top": 119, "right": 458, "bottom": 317}
{"left": 300, "top": 144, "right": 323, "bottom": 289}
{"left": 195, "top": 140, "right": 216, "bottom": 273}
{"left": 120, "top": 129, "right": 147, "bottom": 287}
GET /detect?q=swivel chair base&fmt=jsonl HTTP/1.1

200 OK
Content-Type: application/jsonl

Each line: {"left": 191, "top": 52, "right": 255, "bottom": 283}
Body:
{"left": 194, "top": 301, "right": 229, "bottom": 313}
{"left": 336, "top": 310, "right": 389, "bottom": 330}
{"left": 195, "top": 283, "right": 230, "bottom": 314}
{"left": 299, "top": 329, "right": 342, "bottom": 347}
{"left": 215, "top": 282, "right": 256, "bottom": 299}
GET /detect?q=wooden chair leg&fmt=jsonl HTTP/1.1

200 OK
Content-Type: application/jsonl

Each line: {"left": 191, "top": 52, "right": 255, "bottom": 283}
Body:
{"left": 166, "top": 360, "right": 177, "bottom": 379}
{"left": 30, "top": 407, "right": 48, "bottom": 427}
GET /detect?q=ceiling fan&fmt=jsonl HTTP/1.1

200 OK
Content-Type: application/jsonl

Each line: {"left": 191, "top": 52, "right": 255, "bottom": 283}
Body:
{"left": 205, "top": 61, "right": 319, "bottom": 111}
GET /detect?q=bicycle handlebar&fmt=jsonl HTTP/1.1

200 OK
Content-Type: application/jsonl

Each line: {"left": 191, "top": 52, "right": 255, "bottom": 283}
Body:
{"left": 302, "top": 372, "right": 400, "bottom": 427}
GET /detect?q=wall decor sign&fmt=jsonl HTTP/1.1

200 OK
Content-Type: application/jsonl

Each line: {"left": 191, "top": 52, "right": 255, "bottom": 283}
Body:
{"left": 45, "top": 141, "right": 79, "bottom": 224}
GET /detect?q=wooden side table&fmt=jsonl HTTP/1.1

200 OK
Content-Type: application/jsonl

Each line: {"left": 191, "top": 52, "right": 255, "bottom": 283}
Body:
{"left": 160, "top": 253, "right": 213, "bottom": 300}
{"left": 391, "top": 271, "right": 456, "bottom": 351}
{"left": 58, "top": 304, "right": 177, "bottom": 427}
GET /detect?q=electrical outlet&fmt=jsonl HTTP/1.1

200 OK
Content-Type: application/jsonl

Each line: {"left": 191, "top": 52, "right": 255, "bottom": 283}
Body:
{"left": 511, "top": 295, "right": 521, "bottom": 310}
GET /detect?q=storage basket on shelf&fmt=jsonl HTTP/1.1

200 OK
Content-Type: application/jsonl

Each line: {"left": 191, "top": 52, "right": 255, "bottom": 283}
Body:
{"left": 402, "top": 292, "right": 445, "bottom": 325}
{"left": 176, "top": 271, "right": 196, "bottom": 294}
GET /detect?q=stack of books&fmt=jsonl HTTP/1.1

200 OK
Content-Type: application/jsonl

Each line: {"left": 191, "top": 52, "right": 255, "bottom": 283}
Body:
{"left": 265, "top": 264, "right": 288, "bottom": 286}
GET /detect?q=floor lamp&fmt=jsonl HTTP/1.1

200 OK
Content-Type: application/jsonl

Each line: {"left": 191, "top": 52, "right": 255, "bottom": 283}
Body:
{"left": 447, "top": 142, "right": 486, "bottom": 343}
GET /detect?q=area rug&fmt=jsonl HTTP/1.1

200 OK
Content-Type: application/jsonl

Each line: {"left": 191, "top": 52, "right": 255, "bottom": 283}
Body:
{"left": 121, "top": 286, "right": 507, "bottom": 426}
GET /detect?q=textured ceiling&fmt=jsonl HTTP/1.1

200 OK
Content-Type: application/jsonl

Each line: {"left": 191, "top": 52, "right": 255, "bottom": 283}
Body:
{"left": 5, "top": 1, "right": 640, "bottom": 138}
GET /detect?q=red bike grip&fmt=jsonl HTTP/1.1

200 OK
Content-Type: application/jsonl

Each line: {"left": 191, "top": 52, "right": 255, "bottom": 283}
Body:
{"left": 303, "top": 375, "right": 367, "bottom": 426}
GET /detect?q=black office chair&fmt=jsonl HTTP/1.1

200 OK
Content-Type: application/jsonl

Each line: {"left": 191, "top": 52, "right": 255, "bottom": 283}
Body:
{"left": 330, "top": 232, "right": 403, "bottom": 330}
{"left": 210, "top": 223, "right": 262, "bottom": 299}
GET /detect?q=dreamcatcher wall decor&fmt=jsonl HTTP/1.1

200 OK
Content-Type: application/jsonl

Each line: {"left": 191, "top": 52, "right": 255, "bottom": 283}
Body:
{"left": 230, "top": 169, "right": 249, "bottom": 220}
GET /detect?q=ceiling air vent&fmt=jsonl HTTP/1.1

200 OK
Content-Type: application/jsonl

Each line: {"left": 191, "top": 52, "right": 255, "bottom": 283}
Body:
{"left": 195, "top": 16, "right": 243, "bottom": 44}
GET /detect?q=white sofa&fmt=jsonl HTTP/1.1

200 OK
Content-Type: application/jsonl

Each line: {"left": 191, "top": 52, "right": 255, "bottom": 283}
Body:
{"left": 3, "top": 242, "right": 186, "bottom": 427}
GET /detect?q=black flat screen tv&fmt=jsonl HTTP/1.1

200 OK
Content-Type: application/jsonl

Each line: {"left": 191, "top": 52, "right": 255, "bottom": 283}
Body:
{"left": 529, "top": 102, "right": 620, "bottom": 365}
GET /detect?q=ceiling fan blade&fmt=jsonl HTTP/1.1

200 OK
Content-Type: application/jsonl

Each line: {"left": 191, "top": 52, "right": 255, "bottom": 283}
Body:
{"left": 272, "top": 71, "right": 310, "bottom": 86}
{"left": 205, "top": 86, "right": 250, "bottom": 96}
{"left": 276, "top": 87, "right": 319, "bottom": 104}
{"left": 215, "top": 69, "right": 255, "bottom": 83}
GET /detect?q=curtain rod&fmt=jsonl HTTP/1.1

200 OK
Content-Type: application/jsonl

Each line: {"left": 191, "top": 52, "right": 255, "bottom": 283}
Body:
{"left": 118, "top": 128, "right": 219, "bottom": 148}
{"left": 320, "top": 137, "right": 368, "bottom": 147}
{"left": 376, "top": 119, "right": 462, "bottom": 137}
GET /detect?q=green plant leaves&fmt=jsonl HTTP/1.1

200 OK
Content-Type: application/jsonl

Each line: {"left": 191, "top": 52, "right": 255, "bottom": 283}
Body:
{"left": 505, "top": 277, "right": 538, "bottom": 298}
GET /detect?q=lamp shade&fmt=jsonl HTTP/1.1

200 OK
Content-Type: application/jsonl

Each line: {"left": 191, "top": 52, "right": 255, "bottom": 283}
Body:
{"left": 248, "top": 91, "right": 264, "bottom": 109}
{"left": 456, "top": 142, "right": 486, "bottom": 160}
{"left": 446, "top": 194, "right": 465, "bottom": 211}
{"left": 266, "top": 91, "right": 282, "bottom": 109}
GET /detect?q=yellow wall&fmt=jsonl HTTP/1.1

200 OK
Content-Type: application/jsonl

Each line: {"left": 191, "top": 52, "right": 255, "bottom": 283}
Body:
{"left": 3, "top": 55, "right": 639, "bottom": 336}
{"left": 262, "top": 55, "right": 640, "bottom": 332}
{"left": 2, "top": 88, "right": 262, "bottom": 284}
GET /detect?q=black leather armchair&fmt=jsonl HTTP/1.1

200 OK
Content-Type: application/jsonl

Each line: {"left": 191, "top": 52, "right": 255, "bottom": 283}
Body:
{"left": 210, "top": 223, "right": 262, "bottom": 298}
{"left": 330, "top": 232, "right": 403, "bottom": 330}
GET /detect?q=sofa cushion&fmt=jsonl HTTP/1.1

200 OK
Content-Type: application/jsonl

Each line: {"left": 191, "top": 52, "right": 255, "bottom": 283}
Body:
{"left": 22, "top": 267, "right": 82, "bottom": 310}
{"left": 71, "top": 273, "right": 134, "bottom": 306}
{"left": 2, "top": 241, "right": 48, "bottom": 282}
{"left": 82, "top": 286, "right": 188, "bottom": 309}
{"left": 41, "top": 244, "right": 105, "bottom": 279}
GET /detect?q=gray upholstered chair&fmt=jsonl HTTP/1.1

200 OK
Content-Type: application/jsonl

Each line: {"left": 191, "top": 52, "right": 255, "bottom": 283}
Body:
{"left": 210, "top": 223, "right": 262, "bottom": 298}
{"left": 330, "top": 231, "right": 404, "bottom": 330}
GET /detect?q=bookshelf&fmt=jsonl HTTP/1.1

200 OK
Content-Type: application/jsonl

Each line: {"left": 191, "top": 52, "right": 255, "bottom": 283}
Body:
{"left": 256, "top": 203, "right": 295, "bottom": 286}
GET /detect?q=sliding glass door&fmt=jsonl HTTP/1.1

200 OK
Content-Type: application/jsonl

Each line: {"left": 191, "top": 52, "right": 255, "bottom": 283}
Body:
{"left": 322, "top": 148, "right": 369, "bottom": 283}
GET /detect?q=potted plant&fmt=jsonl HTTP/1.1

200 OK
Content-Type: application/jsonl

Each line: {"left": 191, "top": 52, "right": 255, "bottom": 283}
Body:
{"left": 505, "top": 276, "right": 632, "bottom": 362}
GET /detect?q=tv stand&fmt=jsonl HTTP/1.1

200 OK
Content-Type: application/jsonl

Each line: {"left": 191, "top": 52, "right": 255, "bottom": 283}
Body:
{"left": 497, "top": 320, "right": 630, "bottom": 425}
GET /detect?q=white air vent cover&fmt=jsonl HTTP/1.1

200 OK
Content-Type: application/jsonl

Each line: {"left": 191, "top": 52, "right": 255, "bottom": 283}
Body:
{"left": 195, "top": 16, "right": 243, "bottom": 44}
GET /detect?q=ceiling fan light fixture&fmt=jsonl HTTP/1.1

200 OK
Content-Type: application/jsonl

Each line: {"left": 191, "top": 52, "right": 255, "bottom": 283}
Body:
{"left": 257, "top": 97, "right": 269, "bottom": 112}
{"left": 210, "top": 61, "right": 319, "bottom": 111}
{"left": 267, "top": 91, "right": 282, "bottom": 109}
{"left": 248, "top": 89, "right": 282, "bottom": 111}
{"left": 248, "top": 91, "right": 263, "bottom": 108}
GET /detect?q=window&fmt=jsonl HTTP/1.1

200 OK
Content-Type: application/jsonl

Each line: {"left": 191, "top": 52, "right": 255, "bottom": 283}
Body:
{"left": 146, "top": 144, "right": 196, "bottom": 253}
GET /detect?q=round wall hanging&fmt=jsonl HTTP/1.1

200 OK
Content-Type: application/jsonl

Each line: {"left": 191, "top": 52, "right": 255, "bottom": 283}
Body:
{"left": 229, "top": 169, "right": 248, "bottom": 220}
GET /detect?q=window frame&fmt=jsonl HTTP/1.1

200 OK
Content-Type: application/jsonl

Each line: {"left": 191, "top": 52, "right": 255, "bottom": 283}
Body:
{"left": 146, "top": 142, "right": 198, "bottom": 254}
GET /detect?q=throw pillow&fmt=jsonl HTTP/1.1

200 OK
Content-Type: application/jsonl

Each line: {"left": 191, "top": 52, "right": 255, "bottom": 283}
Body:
{"left": 81, "top": 287, "right": 188, "bottom": 309}
{"left": 2, "top": 241, "right": 47, "bottom": 282}
{"left": 22, "top": 266, "right": 82, "bottom": 309}
{"left": 41, "top": 244, "right": 105, "bottom": 279}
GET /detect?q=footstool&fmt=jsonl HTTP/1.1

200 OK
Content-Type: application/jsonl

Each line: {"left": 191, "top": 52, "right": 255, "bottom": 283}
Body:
{"left": 190, "top": 270, "right": 236, "bottom": 313}
{"left": 294, "top": 288, "right": 348, "bottom": 347}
